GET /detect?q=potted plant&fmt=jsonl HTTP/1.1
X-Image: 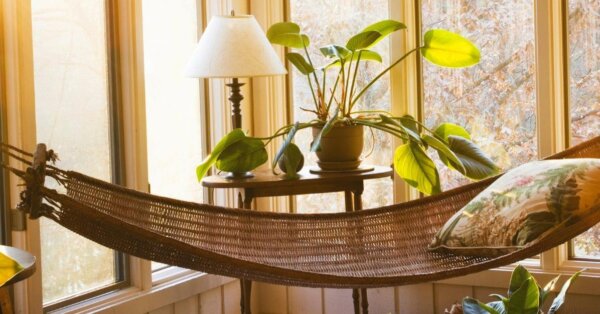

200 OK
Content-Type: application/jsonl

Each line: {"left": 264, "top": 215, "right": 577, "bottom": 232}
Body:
{"left": 446, "top": 265, "right": 584, "bottom": 314}
{"left": 197, "top": 19, "right": 501, "bottom": 196}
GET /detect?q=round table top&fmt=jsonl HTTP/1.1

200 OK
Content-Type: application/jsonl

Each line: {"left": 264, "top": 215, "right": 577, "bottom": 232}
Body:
{"left": 201, "top": 165, "right": 393, "bottom": 189}
{"left": 0, "top": 245, "right": 36, "bottom": 287}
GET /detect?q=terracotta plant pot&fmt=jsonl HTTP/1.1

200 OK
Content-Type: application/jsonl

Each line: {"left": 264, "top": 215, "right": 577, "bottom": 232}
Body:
{"left": 312, "top": 124, "right": 364, "bottom": 170}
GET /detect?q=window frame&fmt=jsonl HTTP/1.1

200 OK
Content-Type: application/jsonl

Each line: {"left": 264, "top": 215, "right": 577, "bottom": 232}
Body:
{"left": 34, "top": 0, "right": 129, "bottom": 310}
{"left": 410, "top": 0, "right": 600, "bottom": 285}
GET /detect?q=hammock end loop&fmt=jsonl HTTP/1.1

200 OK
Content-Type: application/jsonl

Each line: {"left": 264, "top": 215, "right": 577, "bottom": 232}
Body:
{"left": 16, "top": 144, "right": 51, "bottom": 220}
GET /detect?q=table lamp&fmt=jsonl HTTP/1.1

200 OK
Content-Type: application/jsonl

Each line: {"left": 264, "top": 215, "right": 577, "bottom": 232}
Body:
{"left": 184, "top": 12, "right": 287, "bottom": 130}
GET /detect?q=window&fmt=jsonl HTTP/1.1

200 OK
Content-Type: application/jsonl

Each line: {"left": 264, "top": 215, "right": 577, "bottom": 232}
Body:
{"left": 289, "top": 0, "right": 393, "bottom": 213}
{"left": 31, "top": 0, "right": 126, "bottom": 307}
{"left": 421, "top": 0, "right": 537, "bottom": 190}
{"left": 141, "top": 0, "right": 205, "bottom": 272}
{"left": 568, "top": 0, "right": 600, "bottom": 259}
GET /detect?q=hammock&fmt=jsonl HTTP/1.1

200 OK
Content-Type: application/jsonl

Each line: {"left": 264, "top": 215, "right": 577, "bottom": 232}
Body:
{"left": 3, "top": 136, "right": 600, "bottom": 289}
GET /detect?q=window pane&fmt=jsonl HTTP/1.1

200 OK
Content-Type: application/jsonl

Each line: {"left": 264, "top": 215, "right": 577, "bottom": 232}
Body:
{"left": 568, "top": 0, "right": 600, "bottom": 259}
{"left": 142, "top": 0, "right": 203, "bottom": 271}
{"left": 290, "top": 0, "right": 393, "bottom": 213}
{"left": 421, "top": 0, "right": 537, "bottom": 190}
{"left": 31, "top": 0, "right": 118, "bottom": 303}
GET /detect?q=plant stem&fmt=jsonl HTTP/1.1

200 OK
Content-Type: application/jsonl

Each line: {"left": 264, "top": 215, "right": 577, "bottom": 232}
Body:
{"left": 306, "top": 75, "right": 319, "bottom": 113}
{"left": 303, "top": 45, "right": 323, "bottom": 109}
{"left": 326, "top": 69, "right": 342, "bottom": 114}
{"left": 350, "top": 47, "right": 420, "bottom": 111}
{"left": 343, "top": 52, "right": 355, "bottom": 115}
{"left": 353, "top": 119, "right": 409, "bottom": 141}
{"left": 348, "top": 50, "right": 363, "bottom": 112}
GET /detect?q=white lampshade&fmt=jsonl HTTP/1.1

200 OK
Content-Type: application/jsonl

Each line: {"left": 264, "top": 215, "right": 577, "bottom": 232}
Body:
{"left": 185, "top": 15, "right": 287, "bottom": 78}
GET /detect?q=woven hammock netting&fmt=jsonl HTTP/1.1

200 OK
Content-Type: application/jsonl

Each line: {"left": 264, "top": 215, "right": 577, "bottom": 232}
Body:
{"left": 4, "top": 136, "right": 600, "bottom": 288}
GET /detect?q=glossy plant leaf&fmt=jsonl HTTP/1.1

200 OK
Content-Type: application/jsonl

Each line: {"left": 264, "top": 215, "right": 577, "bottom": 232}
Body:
{"left": 361, "top": 19, "right": 406, "bottom": 47}
{"left": 272, "top": 122, "right": 300, "bottom": 170}
{"left": 447, "top": 135, "right": 500, "bottom": 180}
{"left": 267, "top": 22, "right": 300, "bottom": 39}
{"left": 310, "top": 107, "right": 339, "bottom": 152}
{"left": 422, "top": 134, "right": 466, "bottom": 174}
{"left": 509, "top": 265, "right": 532, "bottom": 297}
{"left": 394, "top": 142, "right": 441, "bottom": 195}
{"left": 281, "top": 143, "right": 303, "bottom": 179}
{"left": 0, "top": 252, "right": 24, "bottom": 286}
{"left": 398, "top": 115, "right": 420, "bottom": 134}
{"left": 320, "top": 45, "right": 350, "bottom": 59}
{"left": 434, "top": 122, "right": 471, "bottom": 142}
{"left": 215, "top": 137, "right": 268, "bottom": 173}
{"left": 270, "top": 33, "right": 310, "bottom": 49}
{"left": 287, "top": 52, "right": 315, "bottom": 75}
{"left": 196, "top": 129, "right": 246, "bottom": 180}
{"left": 380, "top": 115, "right": 421, "bottom": 144}
{"left": 507, "top": 277, "right": 539, "bottom": 314}
{"left": 421, "top": 29, "right": 481, "bottom": 68}
{"left": 346, "top": 30, "right": 380, "bottom": 51}
{"left": 487, "top": 301, "right": 507, "bottom": 314}
{"left": 462, "top": 297, "right": 500, "bottom": 314}
{"left": 548, "top": 269, "right": 584, "bottom": 314}
{"left": 540, "top": 274, "right": 560, "bottom": 305}
{"left": 267, "top": 22, "right": 310, "bottom": 48}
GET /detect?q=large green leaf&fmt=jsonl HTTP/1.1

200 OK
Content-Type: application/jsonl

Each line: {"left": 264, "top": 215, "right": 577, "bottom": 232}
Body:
{"left": 507, "top": 277, "right": 539, "bottom": 314}
{"left": 462, "top": 297, "right": 500, "bottom": 314}
{"left": 394, "top": 142, "right": 441, "bottom": 195}
{"left": 267, "top": 22, "right": 310, "bottom": 48}
{"left": 422, "top": 134, "right": 466, "bottom": 174}
{"left": 269, "top": 33, "right": 310, "bottom": 49}
{"left": 509, "top": 265, "right": 532, "bottom": 297}
{"left": 447, "top": 136, "right": 500, "bottom": 180}
{"left": 346, "top": 30, "right": 381, "bottom": 51}
{"left": 196, "top": 129, "right": 246, "bottom": 181}
{"left": 361, "top": 19, "right": 406, "bottom": 47}
{"left": 548, "top": 269, "right": 584, "bottom": 314}
{"left": 421, "top": 29, "right": 480, "bottom": 68}
{"left": 286, "top": 52, "right": 314, "bottom": 75}
{"left": 281, "top": 143, "right": 303, "bottom": 179}
{"left": 434, "top": 123, "right": 471, "bottom": 142}
{"left": 272, "top": 122, "right": 300, "bottom": 170}
{"left": 215, "top": 137, "right": 268, "bottom": 173}
{"left": 267, "top": 22, "right": 300, "bottom": 39}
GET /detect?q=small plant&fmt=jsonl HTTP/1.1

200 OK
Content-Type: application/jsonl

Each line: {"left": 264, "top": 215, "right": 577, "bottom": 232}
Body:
{"left": 453, "top": 265, "right": 584, "bottom": 314}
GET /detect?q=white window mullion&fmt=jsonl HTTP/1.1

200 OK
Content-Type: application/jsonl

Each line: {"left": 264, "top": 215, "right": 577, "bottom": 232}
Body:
{"left": 390, "top": 0, "right": 421, "bottom": 203}
{"left": 535, "top": 0, "right": 570, "bottom": 271}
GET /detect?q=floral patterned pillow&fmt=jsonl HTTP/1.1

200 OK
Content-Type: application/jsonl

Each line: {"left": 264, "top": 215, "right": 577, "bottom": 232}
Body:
{"left": 430, "top": 159, "right": 600, "bottom": 257}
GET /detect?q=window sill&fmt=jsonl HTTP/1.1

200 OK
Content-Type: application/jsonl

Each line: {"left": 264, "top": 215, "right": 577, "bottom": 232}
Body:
{"left": 437, "top": 262, "right": 600, "bottom": 296}
{"left": 50, "top": 272, "right": 236, "bottom": 314}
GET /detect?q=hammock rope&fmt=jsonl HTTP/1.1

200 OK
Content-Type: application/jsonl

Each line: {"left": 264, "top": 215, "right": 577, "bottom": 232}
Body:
{"left": 2, "top": 137, "right": 600, "bottom": 288}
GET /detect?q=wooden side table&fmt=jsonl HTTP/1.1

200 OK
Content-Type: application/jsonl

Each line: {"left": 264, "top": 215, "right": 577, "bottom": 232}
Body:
{"left": 202, "top": 166, "right": 393, "bottom": 314}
